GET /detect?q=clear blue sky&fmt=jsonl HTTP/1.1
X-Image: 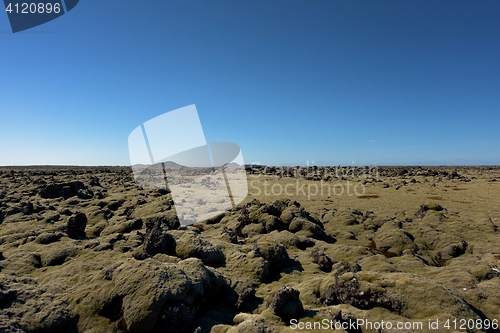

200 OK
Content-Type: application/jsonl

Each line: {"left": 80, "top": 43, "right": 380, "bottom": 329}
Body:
{"left": 1, "top": 1, "right": 499, "bottom": 166}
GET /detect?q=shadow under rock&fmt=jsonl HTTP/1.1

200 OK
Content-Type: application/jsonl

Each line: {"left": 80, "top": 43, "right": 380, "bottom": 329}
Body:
{"left": 268, "top": 258, "right": 304, "bottom": 282}
{"left": 466, "top": 301, "right": 500, "bottom": 333}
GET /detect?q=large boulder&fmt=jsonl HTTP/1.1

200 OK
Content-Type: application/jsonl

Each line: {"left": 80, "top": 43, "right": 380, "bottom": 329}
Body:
{"left": 112, "top": 258, "right": 223, "bottom": 333}
{"left": 266, "top": 286, "right": 303, "bottom": 324}
{"left": 174, "top": 231, "right": 225, "bottom": 268}
{"left": 66, "top": 212, "right": 87, "bottom": 239}
{"left": 235, "top": 288, "right": 257, "bottom": 313}
{"left": 374, "top": 222, "right": 417, "bottom": 256}
{"left": 321, "top": 262, "right": 402, "bottom": 312}
{"left": 310, "top": 248, "right": 334, "bottom": 272}
{"left": 255, "top": 240, "right": 291, "bottom": 272}
{"left": 145, "top": 213, "right": 180, "bottom": 231}
{"left": 143, "top": 218, "right": 176, "bottom": 256}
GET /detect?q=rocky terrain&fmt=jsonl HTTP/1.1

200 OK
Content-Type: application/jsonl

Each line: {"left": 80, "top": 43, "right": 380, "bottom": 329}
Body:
{"left": 0, "top": 165, "right": 499, "bottom": 333}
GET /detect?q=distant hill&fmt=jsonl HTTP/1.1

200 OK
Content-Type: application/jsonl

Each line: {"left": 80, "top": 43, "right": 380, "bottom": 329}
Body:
{"left": 161, "top": 161, "right": 183, "bottom": 168}
{"left": 224, "top": 162, "right": 242, "bottom": 169}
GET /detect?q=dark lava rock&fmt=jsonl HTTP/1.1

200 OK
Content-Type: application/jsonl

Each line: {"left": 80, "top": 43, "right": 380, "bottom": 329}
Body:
{"left": 5, "top": 206, "right": 21, "bottom": 216}
{"left": 236, "top": 287, "right": 257, "bottom": 313}
{"left": 235, "top": 199, "right": 287, "bottom": 236}
{"left": 310, "top": 248, "right": 334, "bottom": 272}
{"left": 222, "top": 227, "right": 238, "bottom": 244}
{"left": 143, "top": 218, "right": 176, "bottom": 256}
{"left": 415, "top": 203, "right": 443, "bottom": 218}
{"left": 155, "top": 303, "right": 197, "bottom": 333}
{"left": 175, "top": 232, "right": 225, "bottom": 268}
{"left": 255, "top": 240, "right": 291, "bottom": 272}
{"left": 104, "top": 266, "right": 117, "bottom": 280}
{"left": 39, "top": 181, "right": 92, "bottom": 199}
{"left": 66, "top": 212, "right": 87, "bottom": 239}
{"left": 136, "top": 198, "right": 147, "bottom": 205}
{"left": 398, "top": 169, "right": 408, "bottom": 176}
{"left": 332, "top": 311, "right": 363, "bottom": 333}
{"left": 272, "top": 199, "right": 290, "bottom": 212}
{"left": 20, "top": 202, "right": 34, "bottom": 215}
{"left": 107, "top": 199, "right": 125, "bottom": 211}
{"left": 122, "top": 218, "right": 143, "bottom": 233}
{"left": 145, "top": 214, "right": 180, "bottom": 231}
{"left": 233, "top": 198, "right": 334, "bottom": 242}
{"left": 323, "top": 262, "right": 402, "bottom": 313}
{"left": 94, "top": 243, "right": 113, "bottom": 251}
{"left": 89, "top": 177, "right": 100, "bottom": 186}
{"left": 434, "top": 240, "right": 468, "bottom": 266}
{"left": 60, "top": 208, "right": 73, "bottom": 216}
{"left": 486, "top": 266, "right": 500, "bottom": 279}
{"left": 44, "top": 212, "right": 60, "bottom": 224}
{"left": 133, "top": 253, "right": 150, "bottom": 261}
{"left": 0, "top": 289, "right": 17, "bottom": 307}
{"left": 266, "top": 286, "right": 303, "bottom": 324}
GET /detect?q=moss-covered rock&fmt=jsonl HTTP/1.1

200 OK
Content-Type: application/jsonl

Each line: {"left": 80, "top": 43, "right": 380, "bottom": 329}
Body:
{"left": 173, "top": 231, "right": 225, "bottom": 267}
{"left": 41, "top": 243, "right": 79, "bottom": 267}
